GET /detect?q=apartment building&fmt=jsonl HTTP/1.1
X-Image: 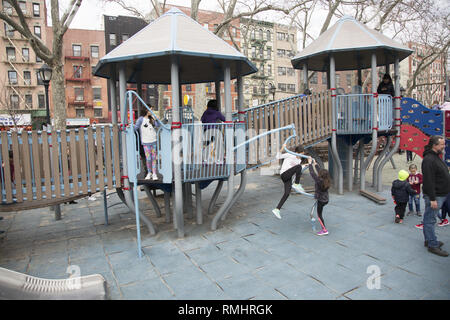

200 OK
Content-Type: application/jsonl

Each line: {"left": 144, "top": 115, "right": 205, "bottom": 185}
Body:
{"left": 1, "top": 0, "right": 47, "bottom": 129}
{"left": 46, "top": 27, "right": 108, "bottom": 126}
{"left": 400, "top": 42, "right": 447, "bottom": 106}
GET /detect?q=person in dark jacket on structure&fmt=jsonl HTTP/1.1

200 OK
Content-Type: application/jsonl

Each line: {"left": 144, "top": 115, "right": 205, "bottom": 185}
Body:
{"left": 421, "top": 135, "right": 450, "bottom": 256}
{"left": 392, "top": 169, "right": 417, "bottom": 224}
{"left": 201, "top": 100, "right": 225, "bottom": 126}
{"left": 377, "top": 73, "right": 395, "bottom": 97}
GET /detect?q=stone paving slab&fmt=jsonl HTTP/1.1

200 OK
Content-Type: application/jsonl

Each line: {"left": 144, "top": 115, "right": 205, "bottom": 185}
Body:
{"left": 0, "top": 154, "right": 449, "bottom": 300}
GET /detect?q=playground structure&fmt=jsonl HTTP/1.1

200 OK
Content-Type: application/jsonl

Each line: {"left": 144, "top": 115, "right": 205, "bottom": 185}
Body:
{"left": 2, "top": 10, "right": 438, "bottom": 262}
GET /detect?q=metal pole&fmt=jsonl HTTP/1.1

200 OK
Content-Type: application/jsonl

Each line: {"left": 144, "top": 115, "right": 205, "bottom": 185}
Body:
{"left": 171, "top": 56, "right": 184, "bottom": 237}
{"left": 215, "top": 81, "right": 221, "bottom": 112}
{"left": 360, "top": 52, "right": 379, "bottom": 191}
{"left": 376, "top": 57, "right": 401, "bottom": 191}
{"left": 329, "top": 55, "right": 343, "bottom": 194}
{"left": 212, "top": 63, "right": 234, "bottom": 230}
{"left": 303, "top": 63, "right": 308, "bottom": 92}
{"left": 44, "top": 83, "right": 50, "bottom": 125}
{"left": 109, "top": 67, "right": 117, "bottom": 124}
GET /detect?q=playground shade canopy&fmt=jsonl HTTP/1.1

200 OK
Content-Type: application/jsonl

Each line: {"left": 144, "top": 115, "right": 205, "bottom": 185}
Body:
{"left": 93, "top": 8, "right": 257, "bottom": 84}
{"left": 291, "top": 15, "right": 413, "bottom": 71}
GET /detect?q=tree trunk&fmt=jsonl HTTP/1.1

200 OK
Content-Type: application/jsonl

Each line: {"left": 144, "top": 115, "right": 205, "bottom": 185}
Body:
{"left": 51, "top": 61, "right": 66, "bottom": 129}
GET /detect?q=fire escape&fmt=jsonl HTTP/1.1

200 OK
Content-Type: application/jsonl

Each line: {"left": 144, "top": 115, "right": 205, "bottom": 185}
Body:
{"left": 65, "top": 49, "right": 92, "bottom": 109}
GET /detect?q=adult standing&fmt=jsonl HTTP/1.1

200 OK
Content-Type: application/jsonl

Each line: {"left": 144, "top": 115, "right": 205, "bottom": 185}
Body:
{"left": 377, "top": 74, "right": 395, "bottom": 97}
{"left": 421, "top": 135, "right": 450, "bottom": 257}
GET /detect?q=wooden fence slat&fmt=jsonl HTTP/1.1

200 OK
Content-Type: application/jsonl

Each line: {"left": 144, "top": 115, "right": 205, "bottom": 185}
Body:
{"left": 320, "top": 92, "right": 325, "bottom": 137}
{"left": 21, "top": 132, "right": 33, "bottom": 201}
{"left": 87, "top": 128, "right": 97, "bottom": 193}
{"left": 112, "top": 125, "right": 121, "bottom": 188}
{"left": 60, "top": 130, "right": 70, "bottom": 197}
{"left": 96, "top": 126, "right": 105, "bottom": 190}
{"left": 51, "top": 130, "right": 61, "bottom": 198}
{"left": 302, "top": 96, "right": 307, "bottom": 145}
{"left": 275, "top": 103, "right": 281, "bottom": 149}
{"left": 259, "top": 107, "right": 265, "bottom": 162}
{"left": 78, "top": 129, "right": 88, "bottom": 194}
{"left": 293, "top": 99, "right": 300, "bottom": 145}
{"left": 253, "top": 110, "right": 259, "bottom": 164}
{"left": 104, "top": 126, "right": 113, "bottom": 189}
{"left": 279, "top": 102, "right": 285, "bottom": 144}
{"left": 288, "top": 99, "right": 294, "bottom": 147}
{"left": 11, "top": 132, "right": 23, "bottom": 202}
{"left": 328, "top": 91, "right": 332, "bottom": 134}
{"left": 41, "top": 131, "right": 52, "bottom": 199}
{"left": 31, "top": 132, "right": 42, "bottom": 200}
{"left": 1, "top": 132, "right": 13, "bottom": 203}
{"left": 312, "top": 93, "right": 318, "bottom": 141}
{"left": 69, "top": 130, "right": 79, "bottom": 196}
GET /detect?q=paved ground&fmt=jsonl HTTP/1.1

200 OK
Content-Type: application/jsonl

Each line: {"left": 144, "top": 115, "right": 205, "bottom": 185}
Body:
{"left": 0, "top": 153, "right": 449, "bottom": 300}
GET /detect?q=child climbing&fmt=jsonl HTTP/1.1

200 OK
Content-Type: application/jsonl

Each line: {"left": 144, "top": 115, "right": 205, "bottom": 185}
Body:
{"left": 407, "top": 163, "right": 423, "bottom": 216}
{"left": 272, "top": 144, "right": 310, "bottom": 219}
{"left": 134, "top": 106, "right": 159, "bottom": 180}
{"left": 309, "top": 158, "right": 331, "bottom": 236}
{"left": 391, "top": 169, "right": 417, "bottom": 223}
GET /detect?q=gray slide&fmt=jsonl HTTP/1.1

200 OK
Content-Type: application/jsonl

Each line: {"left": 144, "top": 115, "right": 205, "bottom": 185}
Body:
{"left": 0, "top": 267, "right": 106, "bottom": 300}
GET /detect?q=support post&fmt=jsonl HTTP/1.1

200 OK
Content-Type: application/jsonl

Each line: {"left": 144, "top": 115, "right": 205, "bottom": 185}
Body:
{"left": 171, "top": 57, "right": 184, "bottom": 237}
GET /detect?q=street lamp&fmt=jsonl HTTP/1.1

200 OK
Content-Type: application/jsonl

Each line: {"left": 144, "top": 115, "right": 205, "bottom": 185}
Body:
{"left": 269, "top": 84, "right": 276, "bottom": 101}
{"left": 38, "top": 63, "right": 53, "bottom": 126}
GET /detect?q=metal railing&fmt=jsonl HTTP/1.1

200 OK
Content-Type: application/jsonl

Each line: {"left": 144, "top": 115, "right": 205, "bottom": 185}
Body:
{"left": 335, "top": 94, "right": 392, "bottom": 134}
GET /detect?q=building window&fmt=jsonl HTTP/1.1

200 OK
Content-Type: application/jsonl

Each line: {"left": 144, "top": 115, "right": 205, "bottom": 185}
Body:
{"left": 277, "top": 49, "right": 285, "bottom": 57}
{"left": 122, "top": 34, "right": 129, "bottom": 42}
{"left": 19, "top": 1, "right": 26, "bottom": 14}
{"left": 251, "top": 46, "right": 256, "bottom": 58}
{"left": 10, "top": 95, "right": 19, "bottom": 109}
{"left": 34, "top": 26, "right": 41, "bottom": 38}
{"left": 260, "top": 64, "right": 264, "bottom": 76}
{"left": 278, "top": 67, "right": 286, "bottom": 76}
{"left": 185, "top": 84, "right": 192, "bottom": 92}
{"left": 22, "top": 48, "right": 29, "bottom": 61}
{"left": 109, "top": 33, "right": 117, "bottom": 46}
{"left": 6, "top": 47, "right": 15, "bottom": 61}
{"left": 93, "top": 87, "right": 101, "bottom": 100}
{"left": 36, "top": 55, "right": 42, "bottom": 63}
{"left": 94, "top": 108, "right": 102, "bottom": 118}
{"left": 74, "top": 88, "right": 84, "bottom": 101}
{"left": 278, "top": 83, "right": 287, "bottom": 92}
{"left": 72, "top": 44, "right": 81, "bottom": 57}
{"left": 310, "top": 73, "right": 318, "bottom": 84}
{"left": 346, "top": 74, "right": 352, "bottom": 87}
{"left": 277, "top": 32, "right": 286, "bottom": 41}
{"left": 3, "top": 1, "right": 13, "bottom": 14}
{"left": 260, "top": 84, "right": 265, "bottom": 95}
{"left": 8, "top": 70, "right": 17, "bottom": 84}
{"left": 73, "top": 66, "right": 82, "bottom": 79}
{"left": 90, "top": 45, "right": 99, "bottom": 58}
{"left": 336, "top": 73, "right": 340, "bottom": 86}
{"left": 38, "top": 94, "right": 45, "bottom": 108}
{"left": 287, "top": 68, "right": 295, "bottom": 77}
{"left": 5, "top": 23, "right": 14, "bottom": 37}
{"left": 287, "top": 84, "right": 296, "bottom": 92}
{"left": 253, "top": 86, "right": 258, "bottom": 94}
{"left": 32, "top": 3, "right": 40, "bottom": 16}
{"left": 266, "top": 47, "right": 271, "bottom": 59}
{"left": 266, "top": 30, "right": 271, "bottom": 41}
{"left": 267, "top": 64, "right": 272, "bottom": 76}
{"left": 163, "top": 97, "right": 170, "bottom": 109}
{"left": 23, "top": 71, "right": 31, "bottom": 85}
{"left": 25, "top": 94, "right": 32, "bottom": 108}
{"left": 258, "top": 29, "right": 263, "bottom": 40}
{"left": 76, "top": 108, "right": 85, "bottom": 118}
{"left": 36, "top": 70, "right": 43, "bottom": 85}
{"left": 206, "top": 82, "right": 212, "bottom": 93}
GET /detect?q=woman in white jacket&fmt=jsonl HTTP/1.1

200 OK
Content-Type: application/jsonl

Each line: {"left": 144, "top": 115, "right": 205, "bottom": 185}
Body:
{"left": 272, "top": 144, "right": 310, "bottom": 219}
{"left": 134, "top": 107, "right": 158, "bottom": 180}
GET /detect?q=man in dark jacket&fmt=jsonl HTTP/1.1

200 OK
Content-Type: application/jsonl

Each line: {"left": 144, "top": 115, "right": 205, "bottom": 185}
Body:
{"left": 421, "top": 135, "right": 450, "bottom": 257}
{"left": 377, "top": 74, "right": 395, "bottom": 97}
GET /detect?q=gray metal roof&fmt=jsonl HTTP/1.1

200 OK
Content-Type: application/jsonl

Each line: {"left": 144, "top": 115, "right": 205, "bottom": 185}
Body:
{"left": 291, "top": 16, "right": 413, "bottom": 71}
{"left": 94, "top": 8, "right": 257, "bottom": 84}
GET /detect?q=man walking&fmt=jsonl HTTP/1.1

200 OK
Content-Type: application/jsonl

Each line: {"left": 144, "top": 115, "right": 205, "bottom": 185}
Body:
{"left": 422, "top": 136, "right": 449, "bottom": 257}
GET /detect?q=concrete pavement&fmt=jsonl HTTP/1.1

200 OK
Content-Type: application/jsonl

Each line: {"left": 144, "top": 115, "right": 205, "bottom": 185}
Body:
{"left": 0, "top": 153, "right": 448, "bottom": 300}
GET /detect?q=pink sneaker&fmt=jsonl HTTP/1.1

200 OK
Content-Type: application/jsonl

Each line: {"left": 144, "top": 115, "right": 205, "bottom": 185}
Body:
{"left": 415, "top": 223, "right": 423, "bottom": 230}
{"left": 317, "top": 229, "right": 329, "bottom": 236}
{"left": 438, "top": 219, "right": 449, "bottom": 227}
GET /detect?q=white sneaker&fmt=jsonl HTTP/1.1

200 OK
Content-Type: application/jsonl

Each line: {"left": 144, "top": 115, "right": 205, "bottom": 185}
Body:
{"left": 145, "top": 173, "right": 151, "bottom": 180}
{"left": 292, "top": 183, "right": 305, "bottom": 193}
{"left": 152, "top": 173, "right": 158, "bottom": 181}
{"left": 272, "top": 208, "right": 281, "bottom": 219}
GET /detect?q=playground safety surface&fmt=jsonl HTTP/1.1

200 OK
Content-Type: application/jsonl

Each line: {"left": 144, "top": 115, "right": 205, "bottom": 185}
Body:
{"left": 0, "top": 154, "right": 448, "bottom": 300}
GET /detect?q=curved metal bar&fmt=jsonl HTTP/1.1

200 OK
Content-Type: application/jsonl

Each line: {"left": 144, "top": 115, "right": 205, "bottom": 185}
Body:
{"left": 221, "top": 170, "right": 247, "bottom": 221}
{"left": 372, "top": 135, "right": 392, "bottom": 187}
{"left": 123, "top": 187, "right": 156, "bottom": 235}
{"left": 143, "top": 185, "right": 162, "bottom": 218}
{"left": 360, "top": 130, "right": 378, "bottom": 191}
{"left": 207, "top": 180, "right": 224, "bottom": 215}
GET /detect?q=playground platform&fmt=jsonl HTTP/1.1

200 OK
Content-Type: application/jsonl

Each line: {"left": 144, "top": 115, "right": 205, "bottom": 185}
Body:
{"left": 0, "top": 153, "right": 448, "bottom": 300}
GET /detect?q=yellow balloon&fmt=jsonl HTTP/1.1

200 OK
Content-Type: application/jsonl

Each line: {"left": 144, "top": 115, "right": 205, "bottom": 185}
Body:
{"left": 183, "top": 95, "right": 189, "bottom": 105}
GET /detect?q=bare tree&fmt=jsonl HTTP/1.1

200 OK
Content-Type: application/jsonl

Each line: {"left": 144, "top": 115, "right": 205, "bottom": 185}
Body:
{"left": 0, "top": 0, "right": 84, "bottom": 129}
{"left": 0, "top": 79, "right": 29, "bottom": 130}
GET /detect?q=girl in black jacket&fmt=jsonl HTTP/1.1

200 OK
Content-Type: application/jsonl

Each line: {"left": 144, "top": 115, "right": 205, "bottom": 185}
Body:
{"left": 309, "top": 158, "right": 332, "bottom": 235}
{"left": 377, "top": 73, "right": 395, "bottom": 97}
{"left": 391, "top": 170, "right": 417, "bottom": 223}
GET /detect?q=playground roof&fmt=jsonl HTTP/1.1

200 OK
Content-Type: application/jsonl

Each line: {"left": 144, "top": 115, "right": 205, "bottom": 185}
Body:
{"left": 291, "top": 16, "right": 413, "bottom": 71}
{"left": 93, "top": 8, "right": 257, "bottom": 84}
